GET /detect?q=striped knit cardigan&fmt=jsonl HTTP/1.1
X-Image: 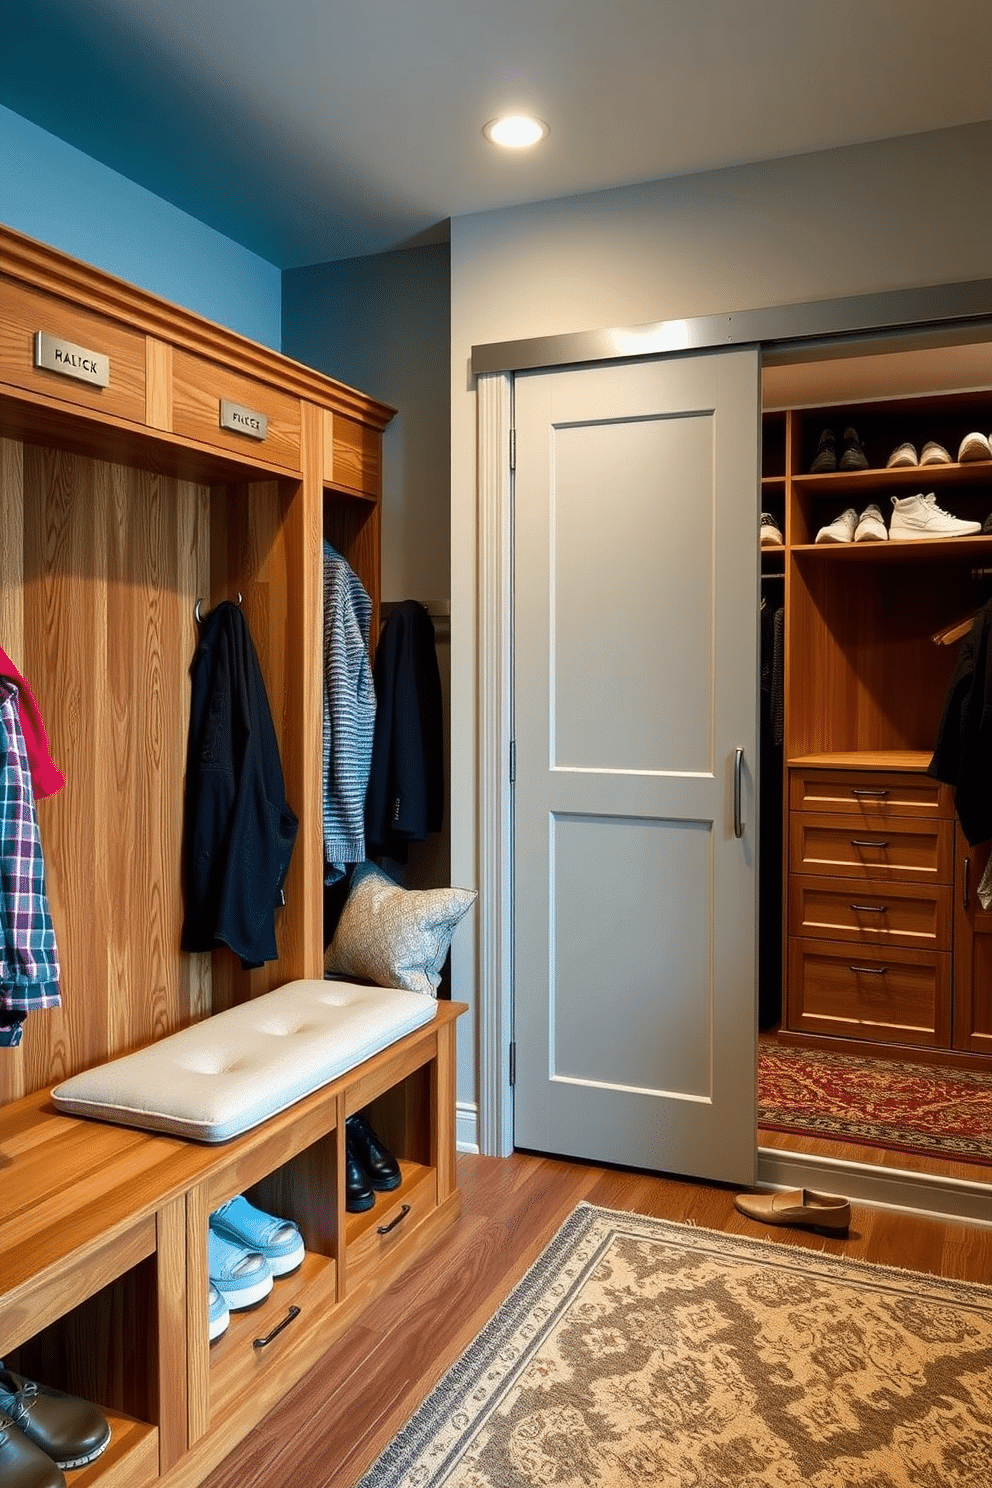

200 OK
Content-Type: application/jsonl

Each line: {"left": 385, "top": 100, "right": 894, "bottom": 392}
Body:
{"left": 322, "top": 541, "right": 375, "bottom": 883}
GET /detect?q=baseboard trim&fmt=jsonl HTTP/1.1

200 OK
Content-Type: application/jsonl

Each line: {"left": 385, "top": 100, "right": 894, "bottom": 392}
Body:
{"left": 758, "top": 1145, "right": 992, "bottom": 1228}
{"left": 457, "top": 1101, "right": 480, "bottom": 1155}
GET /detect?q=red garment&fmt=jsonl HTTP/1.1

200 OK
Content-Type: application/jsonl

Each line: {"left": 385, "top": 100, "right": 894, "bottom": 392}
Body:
{"left": 0, "top": 645, "right": 65, "bottom": 799}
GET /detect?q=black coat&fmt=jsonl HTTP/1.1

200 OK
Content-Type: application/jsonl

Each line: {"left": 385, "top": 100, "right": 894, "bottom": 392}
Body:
{"left": 929, "top": 598, "right": 992, "bottom": 845}
{"left": 365, "top": 601, "right": 444, "bottom": 859}
{"left": 181, "top": 602, "right": 298, "bottom": 967}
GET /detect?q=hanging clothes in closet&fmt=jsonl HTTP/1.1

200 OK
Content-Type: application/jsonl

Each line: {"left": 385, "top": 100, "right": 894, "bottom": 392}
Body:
{"left": 0, "top": 662, "right": 62, "bottom": 1048}
{"left": 366, "top": 600, "right": 444, "bottom": 863}
{"left": 323, "top": 540, "right": 376, "bottom": 884}
{"left": 180, "top": 600, "right": 298, "bottom": 969}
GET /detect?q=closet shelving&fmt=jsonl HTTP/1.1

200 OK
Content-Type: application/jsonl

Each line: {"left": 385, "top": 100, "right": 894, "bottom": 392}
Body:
{"left": 0, "top": 226, "right": 465, "bottom": 1488}
{"left": 770, "top": 385, "right": 992, "bottom": 1069}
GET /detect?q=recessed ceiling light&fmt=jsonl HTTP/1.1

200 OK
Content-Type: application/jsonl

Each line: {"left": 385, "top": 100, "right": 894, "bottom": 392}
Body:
{"left": 483, "top": 115, "right": 549, "bottom": 149}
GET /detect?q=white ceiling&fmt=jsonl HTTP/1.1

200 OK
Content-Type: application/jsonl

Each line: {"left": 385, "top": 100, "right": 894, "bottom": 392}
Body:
{"left": 4, "top": 0, "right": 992, "bottom": 268}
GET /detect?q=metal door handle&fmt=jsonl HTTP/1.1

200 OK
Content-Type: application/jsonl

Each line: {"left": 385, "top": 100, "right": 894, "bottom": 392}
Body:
{"left": 734, "top": 748, "right": 745, "bottom": 839}
{"left": 963, "top": 856, "right": 970, "bottom": 909}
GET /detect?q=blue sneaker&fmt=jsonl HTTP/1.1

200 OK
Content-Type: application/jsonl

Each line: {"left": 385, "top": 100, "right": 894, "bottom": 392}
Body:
{"left": 208, "top": 1283, "right": 230, "bottom": 1341}
{"left": 207, "top": 1229, "right": 273, "bottom": 1310}
{"left": 210, "top": 1195, "right": 305, "bottom": 1277}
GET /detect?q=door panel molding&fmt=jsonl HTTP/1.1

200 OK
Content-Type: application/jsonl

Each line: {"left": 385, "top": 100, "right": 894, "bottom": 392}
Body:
{"left": 477, "top": 371, "right": 514, "bottom": 1156}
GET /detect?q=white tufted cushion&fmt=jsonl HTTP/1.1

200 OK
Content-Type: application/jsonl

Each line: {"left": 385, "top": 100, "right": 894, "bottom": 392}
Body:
{"left": 50, "top": 979, "right": 437, "bottom": 1142}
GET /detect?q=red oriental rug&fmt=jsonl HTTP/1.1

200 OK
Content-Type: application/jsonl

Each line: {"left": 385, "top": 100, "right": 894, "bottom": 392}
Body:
{"left": 758, "top": 1043, "right": 992, "bottom": 1164}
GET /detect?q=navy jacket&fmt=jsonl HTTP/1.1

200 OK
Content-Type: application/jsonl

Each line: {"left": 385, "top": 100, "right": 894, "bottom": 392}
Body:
{"left": 181, "top": 602, "right": 298, "bottom": 967}
{"left": 929, "top": 598, "right": 992, "bottom": 845}
{"left": 365, "top": 601, "right": 444, "bottom": 859}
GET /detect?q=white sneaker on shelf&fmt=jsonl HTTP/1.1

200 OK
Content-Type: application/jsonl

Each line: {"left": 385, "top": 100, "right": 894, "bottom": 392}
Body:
{"left": 814, "top": 508, "right": 858, "bottom": 544}
{"left": 889, "top": 492, "right": 982, "bottom": 540}
{"left": 759, "top": 512, "right": 783, "bottom": 546}
{"left": 886, "top": 442, "right": 918, "bottom": 468}
{"left": 854, "top": 503, "right": 888, "bottom": 542}
{"left": 920, "top": 440, "right": 951, "bottom": 466}
{"left": 958, "top": 432, "right": 992, "bottom": 463}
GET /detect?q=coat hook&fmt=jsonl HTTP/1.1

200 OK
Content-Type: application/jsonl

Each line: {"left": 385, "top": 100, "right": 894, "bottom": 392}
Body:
{"left": 194, "top": 593, "right": 243, "bottom": 624}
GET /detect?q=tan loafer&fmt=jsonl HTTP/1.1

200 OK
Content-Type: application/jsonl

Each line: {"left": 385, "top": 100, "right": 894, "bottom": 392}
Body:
{"left": 734, "top": 1187, "right": 851, "bottom": 1237}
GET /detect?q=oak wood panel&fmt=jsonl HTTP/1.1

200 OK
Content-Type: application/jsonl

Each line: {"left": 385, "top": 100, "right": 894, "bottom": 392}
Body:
{"left": 344, "top": 1165, "right": 438, "bottom": 1293}
{"left": 0, "top": 275, "right": 146, "bottom": 425}
{"left": 207, "top": 1254, "right": 338, "bottom": 1431}
{"left": 787, "top": 936, "right": 951, "bottom": 1047}
{"left": 157, "top": 1196, "right": 189, "bottom": 1469}
{"left": 194, "top": 1150, "right": 992, "bottom": 1488}
{"left": 146, "top": 339, "right": 174, "bottom": 432}
{"left": 789, "top": 873, "right": 952, "bottom": 950}
{"left": 330, "top": 413, "right": 382, "bottom": 497}
{"left": 172, "top": 350, "right": 302, "bottom": 472}
{"left": 790, "top": 810, "right": 952, "bottom": 884}
{"left": 0, "top": 445, "right": 211, "bottom": 1102}
{"left": 789, "top": 767, "right": 951, "bottom": 818}
{"left": 2, "top": 226, "right": 395, "bottom": 431}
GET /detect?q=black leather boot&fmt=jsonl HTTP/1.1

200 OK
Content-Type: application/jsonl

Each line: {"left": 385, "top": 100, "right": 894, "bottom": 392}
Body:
{"left": 346, "top": 1112, "right": 401, "bottom": 1191}
{"left": 345, "top": 1141, "right": 375, "bottom": 1212}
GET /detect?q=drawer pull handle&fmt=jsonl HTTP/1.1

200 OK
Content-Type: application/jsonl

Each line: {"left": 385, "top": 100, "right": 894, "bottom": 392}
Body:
{"left": 851, "top": 839, "right": 888, "bottom": 849}
{"left": 253, "top": 1305, "right": 301, "bottom": 1349}
{"left": 851, "top": 788, "right": 889, "bottom": 797}
{"left": 963, "top": 855, "right": 970, "bottom": 910}
{"left": 849, "top": 964, "right": 888, "bottom": 975}
{"left": 850, "top": 903, "right": 887, "bottom": 913}
{"left": 377, "top": 1203, "right": 411, "bottom": 1236}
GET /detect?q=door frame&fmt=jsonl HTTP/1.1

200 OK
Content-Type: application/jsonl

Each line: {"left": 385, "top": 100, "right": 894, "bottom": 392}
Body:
{"left": 473, "top": 279, "right": 992, "bottom": 1221}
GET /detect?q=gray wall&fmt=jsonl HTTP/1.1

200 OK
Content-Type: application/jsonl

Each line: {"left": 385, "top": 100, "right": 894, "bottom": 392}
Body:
{"left": 448, "top": 120, "right": 992, "bottom": 1130}
{"left": 283, "top": 243, "right": 451, "bottom": 604}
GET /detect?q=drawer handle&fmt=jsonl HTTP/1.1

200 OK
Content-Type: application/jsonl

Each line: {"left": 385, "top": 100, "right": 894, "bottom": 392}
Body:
{"left": 850, "top": 788, "right": 889, "bottom": 798}
{"left": 851, "top": 839, "right": 888, "bottom": 849}
{"left": 849, "top": 964, "right": 888, "bottom": 975}
{"left": 850, "top": 903, "right": 888, "bottom": 913}
{"left": 377, "top": 1203, "right": 411, "bottom": 1236}
{"left": 963, "top": 855, "right": 970, "bottom": 910}
{"left": 253, "top": 1305, "right": 301, "bottom": 1349}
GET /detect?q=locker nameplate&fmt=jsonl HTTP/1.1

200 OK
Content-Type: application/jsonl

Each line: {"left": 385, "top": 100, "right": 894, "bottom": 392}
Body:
{"left": 219, "top": 399, "right": 269, "bottom": 440}
{"left": 34, "top": 332, "right": 110, "bottom": 388}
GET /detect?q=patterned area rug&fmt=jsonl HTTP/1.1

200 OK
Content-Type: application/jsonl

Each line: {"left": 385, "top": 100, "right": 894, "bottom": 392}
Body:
{"left": 758, "top": 1044, "right": 992, "bottom": 1164}
{"left": 358, "top": 1204, "right": 992, "bottom": 1487}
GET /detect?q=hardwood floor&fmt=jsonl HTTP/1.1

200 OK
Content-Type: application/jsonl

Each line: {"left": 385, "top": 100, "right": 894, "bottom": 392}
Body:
{"left": 202, "top": 1149, "right": 992, "bottom": 1488}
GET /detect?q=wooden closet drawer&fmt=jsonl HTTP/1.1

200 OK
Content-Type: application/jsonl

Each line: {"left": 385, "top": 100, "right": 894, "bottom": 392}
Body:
{"left": 789, "top": 768, "right": 950, "bottom": 819}
{"left": 345, "top": 1163, "right": 437, "bottom": 1295}
{"left": 171, "top": 349, "right": 302, "bottom": 469}
{"left": 789, "top": 875, "right": 951, "bottom": 951}
{"left": 0, "top": 277, "right": 146, "bottom": 424}
{"left": 788, "top": 938, "right": 951, "bottom": 1048}
{"left": 789, "top": 812, "right": 952, "bottom": 884}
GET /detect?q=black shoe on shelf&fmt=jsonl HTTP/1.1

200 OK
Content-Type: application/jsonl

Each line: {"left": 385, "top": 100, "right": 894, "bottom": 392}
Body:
{"left": 0, "top": 1410, "right": 66, "bottom": 1488}
{"left": 839, "top": 426, "right": 869, "bottom": 471}
{"left": 346, "top": 1112, "right": 402, "bottom": 1191}
{"left": 0, "top": 1368, "right": 110, "bottom": 1472}
{"left": 345, "top": 1142, "right": 376, "bottom": 1212}
{"left": 809, "top": 427, "right": 837, "bottom": 473}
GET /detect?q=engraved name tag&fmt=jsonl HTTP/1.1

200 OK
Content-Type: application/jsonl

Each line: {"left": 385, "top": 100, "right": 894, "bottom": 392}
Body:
{"left": 220, "top": 399, "right": 268, "bottom": 441}
{"left": 34, "top": 332, "right": 110, "bottom": 388}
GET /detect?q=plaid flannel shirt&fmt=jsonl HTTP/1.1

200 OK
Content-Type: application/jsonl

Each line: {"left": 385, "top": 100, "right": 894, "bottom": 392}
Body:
{"left": 1, "top": 680, "right": 61, "bottom": 1047}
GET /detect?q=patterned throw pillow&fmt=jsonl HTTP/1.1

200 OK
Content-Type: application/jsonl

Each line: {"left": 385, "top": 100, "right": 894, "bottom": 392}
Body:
{"left": 324, "top": 862, "right": 477, "bottom": 997}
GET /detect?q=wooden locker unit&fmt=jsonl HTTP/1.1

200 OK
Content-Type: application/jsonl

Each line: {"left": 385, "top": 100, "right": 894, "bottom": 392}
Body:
{"left": 0, "top": 227, "right": 464, "bottom": 1488}
{"left": 770, "top": 374, "right": 992, "bottom": 1070}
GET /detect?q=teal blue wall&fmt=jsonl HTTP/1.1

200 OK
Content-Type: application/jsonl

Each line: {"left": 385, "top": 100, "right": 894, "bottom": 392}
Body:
{"left": 1, "top": 105, "right": 281, "bottom": 348}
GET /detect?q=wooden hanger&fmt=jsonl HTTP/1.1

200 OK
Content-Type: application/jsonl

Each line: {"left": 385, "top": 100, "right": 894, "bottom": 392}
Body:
{"left": 933, "top": 615, "right": 974, "bottom": 646}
